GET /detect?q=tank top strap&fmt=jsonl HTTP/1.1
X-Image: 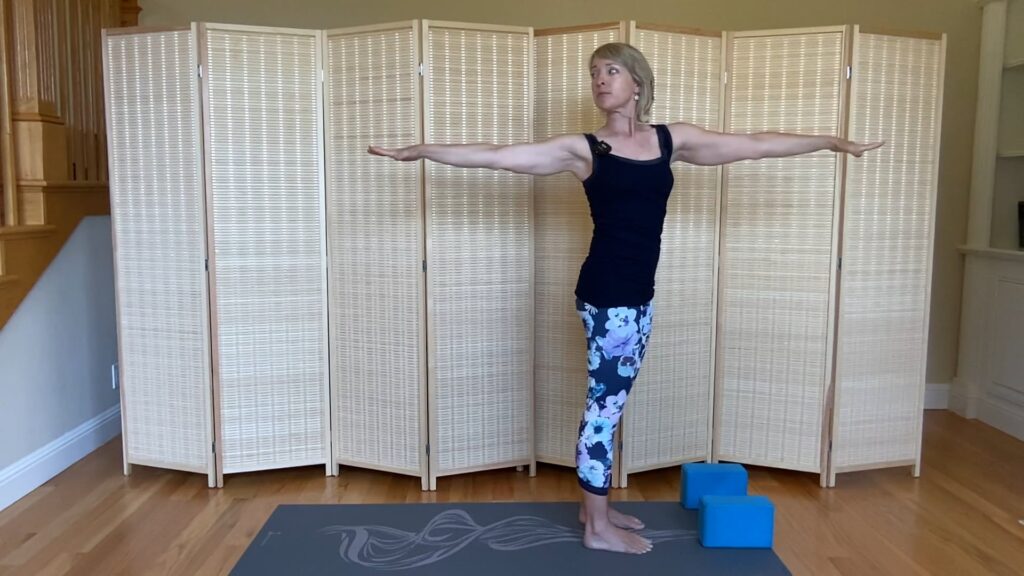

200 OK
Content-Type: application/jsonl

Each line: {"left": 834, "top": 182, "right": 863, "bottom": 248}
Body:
{"left": 587, "top": 132, "right": 615, "bottom": 157}
{"left": 654, "top": 124, "right": 673, "bottom": 160}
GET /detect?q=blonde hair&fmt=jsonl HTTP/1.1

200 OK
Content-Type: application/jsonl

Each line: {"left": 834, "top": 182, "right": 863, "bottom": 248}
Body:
{"left": 590, "top": 43, "right": 655, "bottom": 123}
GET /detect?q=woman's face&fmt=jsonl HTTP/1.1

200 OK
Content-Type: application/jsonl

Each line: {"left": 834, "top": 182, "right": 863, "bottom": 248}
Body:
{"left": 590, "top": 57, "right": 638, "bottom": 115}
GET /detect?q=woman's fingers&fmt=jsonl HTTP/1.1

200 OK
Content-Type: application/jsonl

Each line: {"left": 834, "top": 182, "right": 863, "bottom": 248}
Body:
{"left": 861, "top": 141, "right": 885, "bottom": 153}
{"left": 849, "top": 140, "right": 885, "bottom": 157}
{"left": 367, "top": 145, "right": 395, "bottom": 158}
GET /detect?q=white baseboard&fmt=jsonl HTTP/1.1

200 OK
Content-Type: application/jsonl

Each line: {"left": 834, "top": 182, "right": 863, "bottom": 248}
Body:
{"left": 979, "top": 397, "right": 1024, "bottom": 442}
{"left": 946, "top": 380, "right": 1023, "bottom": 441}
{"left": 949, "top": 378, "right": 979, "bottom": 418}
{"left": 925, "top": 383, "right": 951, "bottom": 410}
{"left": 0, "top": 405, "right": 121, "bottom": 512}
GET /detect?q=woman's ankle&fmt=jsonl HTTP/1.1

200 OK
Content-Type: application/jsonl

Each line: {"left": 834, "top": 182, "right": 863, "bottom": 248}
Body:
{"left": 585, "top": 515, "right": 611, "bottom": 531}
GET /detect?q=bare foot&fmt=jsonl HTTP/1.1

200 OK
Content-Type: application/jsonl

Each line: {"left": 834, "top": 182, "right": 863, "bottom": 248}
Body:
{"left": 579, "top": 506, "right": 645, "bottom": 530}
{"left": 583, "top": 522, "right": 653, "bottom": 554}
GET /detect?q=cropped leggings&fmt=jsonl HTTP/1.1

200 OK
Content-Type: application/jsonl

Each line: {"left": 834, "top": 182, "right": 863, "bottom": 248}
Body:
{"left": 574, "top": 297, "right": 654, "bottom": 496}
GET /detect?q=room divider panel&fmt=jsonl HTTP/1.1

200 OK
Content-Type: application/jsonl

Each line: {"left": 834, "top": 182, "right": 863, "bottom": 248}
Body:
{"left": 616, "top": 22, "right": 724, "bottom": 488}
{"left": 713, "top": 26, "right": 848, "bottom": 482}
{"left": 104, "top": 25, "right": 216, "bottom": 486}
{"left": 829, "top": 28, "right": 946, "bottom": 486}
{"left": 323, "top": 22, "right": 428, "bottom": 489}
{"left": 531, "top": 21, "right": 725, "bottom": 489}
{"left": 421, "top": 21, "right": 536, "bottom": 490}
{"left": 199, "top": 24, "right": 331, "bottom": 486}
{"left": 532, "top": 21, "right": 626, "bottom": 478}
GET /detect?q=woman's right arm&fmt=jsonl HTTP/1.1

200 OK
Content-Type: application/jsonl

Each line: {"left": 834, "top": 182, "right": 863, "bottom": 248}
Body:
{"left": 368, "top": 134, "right": 590, "bottom": 179}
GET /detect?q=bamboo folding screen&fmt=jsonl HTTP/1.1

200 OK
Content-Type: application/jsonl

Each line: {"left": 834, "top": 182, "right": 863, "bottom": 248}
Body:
{"left": 104, "top": 19, "right": 945, "bottom": 489}
{"left": 106, "top": 24, "right": 332, "bottom": 488}
{"left": 104, "top": 26, "right": 215, "bottom": 485}
{"left": 618, "top": 23, "right": 724, "bottom": 487}
{"left": 201, "top": 24, "right": 331, "bottom": 484}
{"left": 829, "top": 28, "right": 945, "bottom": 486}
{"left": 532, "top": 22, "right": 724, "bottom": 490}
{"left": 714, "top": 27, "right": 848, "bottom": 477}
{"left": 323, "top": 22, "right": 427, "bottom": 488}
{"left": 533, "top": 22, "right": 626, "bottom": 479}
{"left": 421, "top": 22, "right": 535, "bottom": 490}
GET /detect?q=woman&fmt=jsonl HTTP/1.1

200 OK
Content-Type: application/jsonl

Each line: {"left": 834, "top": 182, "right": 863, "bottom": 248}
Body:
{"left": 369, "top": 42, "right": 882, "bottom": 555}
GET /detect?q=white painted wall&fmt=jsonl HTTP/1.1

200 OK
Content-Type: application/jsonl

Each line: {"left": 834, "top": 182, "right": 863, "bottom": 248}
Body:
{"left": 0, "top": 216, "right": 121, "bottom": 510}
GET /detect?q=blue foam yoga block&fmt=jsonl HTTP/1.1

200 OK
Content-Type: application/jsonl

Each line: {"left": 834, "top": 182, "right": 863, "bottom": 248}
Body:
{"left": 680, "top": 462, "right": 747, "bottom": 509}
{"left": 698, "top": 495, "right": 775, "bottom": 549}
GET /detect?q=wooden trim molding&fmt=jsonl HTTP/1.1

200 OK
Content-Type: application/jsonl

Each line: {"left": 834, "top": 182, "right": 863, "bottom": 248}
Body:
{"left": 856, "top": 26, "right": 944, "bottom": 40}
{"left": 12, "top": 111, "right": 62, "bottom": 124}
{"left": 120, "top": 0, "right": 141, "bottom": 27}
{"left": 0, "top": 182, "right": 108, "bottom": 326}
{"left": 534, "top": 22, "right": 622, "bottom": 36}
{"left": 0, "top": 0, "right": 19, "bottom": 226}
{"left": 9, "top": 0, "right": 61, "bottom": 116}
{"left": 0, "top": 223, "right": 55, "bottom": 239}
{"left": 633, "top": 22, "right": 721, "bottom": 37}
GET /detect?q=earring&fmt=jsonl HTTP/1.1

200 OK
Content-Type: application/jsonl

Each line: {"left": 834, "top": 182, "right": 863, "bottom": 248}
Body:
{"left": 634, "top": 94, "right": 639, "bottom": 101}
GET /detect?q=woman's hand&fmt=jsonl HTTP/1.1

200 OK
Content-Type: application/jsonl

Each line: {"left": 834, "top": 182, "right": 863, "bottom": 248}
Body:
{"left": 831, "top": 139, "right": 885, "bottom": 157}
{"left": 367, "top": 145, "right": 421, "bottom": 161}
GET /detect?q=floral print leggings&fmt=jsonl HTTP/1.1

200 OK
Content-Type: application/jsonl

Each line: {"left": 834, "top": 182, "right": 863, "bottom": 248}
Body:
{"left": 575, "top": 297, "right": 654, "bottom": 496}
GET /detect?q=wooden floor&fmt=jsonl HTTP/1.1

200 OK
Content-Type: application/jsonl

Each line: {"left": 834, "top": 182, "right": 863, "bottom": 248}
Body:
{"left": 1, "top": 411, "right": 1022, "bottom": 575}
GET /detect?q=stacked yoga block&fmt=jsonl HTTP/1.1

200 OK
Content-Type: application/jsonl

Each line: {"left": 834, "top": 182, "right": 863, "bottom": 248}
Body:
{"left": 681, "top": 462, "right": 774, "bottom": 549}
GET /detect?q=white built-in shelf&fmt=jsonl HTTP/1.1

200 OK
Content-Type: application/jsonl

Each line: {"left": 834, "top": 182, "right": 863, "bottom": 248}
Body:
{"left": 1006, "top": 58, "right": 1024, "bottom": 70}
{"left": 959, "top": 246, "right": 1024, "bottom": 262}
{"left": 998, "top": 150, "right": 1024, "bottom": 157}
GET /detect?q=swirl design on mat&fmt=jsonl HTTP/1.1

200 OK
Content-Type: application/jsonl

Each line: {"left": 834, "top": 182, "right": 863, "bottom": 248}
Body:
{"left": 317, "top": 509, "right": 697, "bottom": 570}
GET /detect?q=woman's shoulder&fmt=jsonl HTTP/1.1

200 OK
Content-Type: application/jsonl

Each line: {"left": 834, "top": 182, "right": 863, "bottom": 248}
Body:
{"left": 540, "top": 133, "right": 592, "bottom": 159}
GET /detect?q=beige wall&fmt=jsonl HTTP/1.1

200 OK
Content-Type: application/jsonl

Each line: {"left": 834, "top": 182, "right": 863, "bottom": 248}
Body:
{"left": 138, "top": 0, "right": 983, "bottom": 385}
{"left": 998, "top": 70, "right": 1024, "bottom": 155}
{"left": 1006, "top": 0, "right": 1024, "bottom": 65}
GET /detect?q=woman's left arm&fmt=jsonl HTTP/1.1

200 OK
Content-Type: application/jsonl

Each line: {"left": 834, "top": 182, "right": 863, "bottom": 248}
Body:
{"left": 667, "top": 122, "right": 883, "bottom": 166}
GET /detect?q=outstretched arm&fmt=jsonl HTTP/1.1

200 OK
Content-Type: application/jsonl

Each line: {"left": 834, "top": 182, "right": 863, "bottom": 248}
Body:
{"left": 368, "top": 135, "right": 590, "bottom": 179}
{"left": 667, "top": 122, "right": 883, "bottom": 166}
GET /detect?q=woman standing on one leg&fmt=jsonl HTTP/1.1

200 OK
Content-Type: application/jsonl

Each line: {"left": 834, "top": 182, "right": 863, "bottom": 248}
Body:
{"left": 369, "top": 42, "right": 882, "bottom": 555}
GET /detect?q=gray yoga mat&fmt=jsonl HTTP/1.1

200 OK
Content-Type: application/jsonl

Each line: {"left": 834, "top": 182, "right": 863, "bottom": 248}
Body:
{"left": 231, "top": 501, "right": 791, "bottom": 575}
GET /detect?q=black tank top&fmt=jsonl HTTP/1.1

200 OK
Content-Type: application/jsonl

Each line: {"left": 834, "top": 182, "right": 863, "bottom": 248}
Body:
{"left": 575, "top": 124, "right": 675, "bottom": 307}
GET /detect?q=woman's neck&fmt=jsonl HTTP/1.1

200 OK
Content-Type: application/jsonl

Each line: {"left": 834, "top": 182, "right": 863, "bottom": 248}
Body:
{"left": 601, "top": 110, "right": 645, "bottom": 138}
